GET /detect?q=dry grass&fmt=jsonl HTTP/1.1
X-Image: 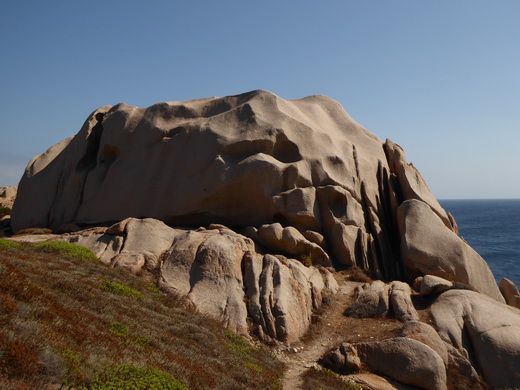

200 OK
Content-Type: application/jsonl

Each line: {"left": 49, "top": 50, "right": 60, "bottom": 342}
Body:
{"left": 0, "top": 242, "right": 285, "bottom": 389}
{"left": 301, "top": 367, "right": 362, "bottom": 390}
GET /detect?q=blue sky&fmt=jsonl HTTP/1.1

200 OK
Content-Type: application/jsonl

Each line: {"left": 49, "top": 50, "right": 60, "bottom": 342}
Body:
{"left": 1, "top": 1, "right": 519, "bottom": 199}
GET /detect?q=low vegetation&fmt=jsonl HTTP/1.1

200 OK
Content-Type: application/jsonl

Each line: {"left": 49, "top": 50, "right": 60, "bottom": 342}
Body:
{"left": 33, "top": 240, "right": 98, "bottom": 262}
{"left": 0, "top": 238, "right": 22, "bottom": 250}
{"left": 0, "top": 206, "right": 10, "bottom": 218}
{"left": 301, "top": 367, "right": 362, "bottom": 390}
{"left": 0, "top": 241, "right": 285, "bottom": 389}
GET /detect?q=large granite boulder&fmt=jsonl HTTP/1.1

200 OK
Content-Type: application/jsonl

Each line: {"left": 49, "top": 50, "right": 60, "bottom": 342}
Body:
{"left": 11, "top": 90, "right": 458, "bottom": 282}
{"left": 397, "top": 199, "right": 503, "bottom": 302}
{"left": 431, "top": 289, "right": 520, "bottom": 389}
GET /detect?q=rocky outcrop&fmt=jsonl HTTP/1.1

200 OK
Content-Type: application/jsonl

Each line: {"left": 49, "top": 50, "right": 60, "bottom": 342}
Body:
{"left": 9, "top": 91, "right": 516, "bottom": 386}
{"left": 11, "top": 90, "right": 466, "bottom": 287}
{"left": 398, "top": 199, "right": 503, "bottom": 301}
{"left": 248, "top": 222, "right": 331, "bottom": 266}
{"left": 60, "top": 218, "right": 337, "bottom": 342}
{"left": 431, "top": 289, "right": 520, "bottom": 388}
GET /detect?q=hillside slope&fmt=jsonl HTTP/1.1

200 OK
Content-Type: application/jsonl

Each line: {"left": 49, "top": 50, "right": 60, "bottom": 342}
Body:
{"left": 0, "top": 240, "right": 284, "bottom": 390}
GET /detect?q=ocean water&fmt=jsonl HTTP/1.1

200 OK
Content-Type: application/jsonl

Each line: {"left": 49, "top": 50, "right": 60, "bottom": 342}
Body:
{"left": 440, "top": 199, "right": 520, "bottom": 289}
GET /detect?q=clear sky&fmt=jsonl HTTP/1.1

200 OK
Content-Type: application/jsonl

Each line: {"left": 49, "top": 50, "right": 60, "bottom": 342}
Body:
{"left": 1, "top": 1, "right": 519, "bottom": 199}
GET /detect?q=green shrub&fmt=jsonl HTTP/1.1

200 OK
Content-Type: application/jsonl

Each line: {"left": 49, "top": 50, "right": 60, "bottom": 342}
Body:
{"left": 91, "top": 364, "right": 188, "bottom": 390}
{"left": 99, "top": 280, "right": 146, "bottom": 300}
{"left": 225, "top": 330, "right": 259, "bottom": 361}
{"left": 33, "top": 241, "right": 97, "bottom": 262}
{"left": 109, "top": 321, "right": 150, "bottom": 347}
{"left": 0, "top": 206, "right": 11, "bottom": 218}
{"left": 0, "top": 239, "right": 22, "bottom": 250}
{"left": 108, "top": 322, "right": 129, "bottom": 338}
{"left": 297, "top": 254, "right": 313, "bottom": 267}
{"left": 243, "top": 362, "right": 262, "bottom": 373}
{"left": 55, "top": 348, "right": 82, "bottom": 380}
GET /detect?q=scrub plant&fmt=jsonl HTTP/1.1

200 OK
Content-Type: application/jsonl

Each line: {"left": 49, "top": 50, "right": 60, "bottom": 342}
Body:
{"left": 33, "top": 241, "right": 97, "bottom": 262}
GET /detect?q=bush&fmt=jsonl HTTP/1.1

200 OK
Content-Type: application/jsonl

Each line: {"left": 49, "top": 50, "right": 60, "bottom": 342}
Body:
{"left": 302, "top": 366, "right": 362, "bottom": 390}
{"left": 0, "top": 239, "right": 22, "bottom": 251}
{"left": 0, "top": 207, "right": 10, "bottom": 218}
{"left": 99, "top": 280, "right": 146, "bottom": 300}
{"left": 91, "top": 364, "right": 188, "bottom": 390}
{"left": 109, "top": 322, "right": 150, "bottom": 347}
{"left": 33, "top": 241, "right": 97, "bottom": 262}
{"left": 297, "top": 254, "right": 313, "bottom": 267}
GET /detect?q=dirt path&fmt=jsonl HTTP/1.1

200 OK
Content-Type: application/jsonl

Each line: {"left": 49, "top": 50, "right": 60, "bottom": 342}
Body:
{"left": 278, "top": 273, "right": 361, "bottom": 390}
{"left": 276, "top": 272, "right": 405, "bottom": 390}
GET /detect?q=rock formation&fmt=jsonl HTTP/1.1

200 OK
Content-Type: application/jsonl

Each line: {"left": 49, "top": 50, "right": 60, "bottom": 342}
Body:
{"left": 8, "top": 90, "right": 519, "bottom": 388}
{"left": 59, "top": 217, "right": 338, "bottom": 342}
{"left": 431, "top": 289, "right": 520, "bottom": 388}
{"left": 11, "top": 90, "right": 500, "bottom": 298}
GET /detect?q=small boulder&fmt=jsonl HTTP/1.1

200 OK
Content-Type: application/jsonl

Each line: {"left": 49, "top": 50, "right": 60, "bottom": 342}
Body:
{"left": 321, "top": 343, "right": 362, "bottom": 374}
{"left": 355, "top": 337, "right": 447, "bottom": 390}
{"left": 416, "top": 274, "right": 453, "bottom": 296}
{"left": 256, "top": 222, "right": 331, "bottom": 266}
{"left": 389, "top": 281, "right": 419, "bottom": 322}
{"left": 500, "top": 277, "right": 520, "bottom": 309}
{"left": 345, "top": 280, "right": 390, "bottom": 318}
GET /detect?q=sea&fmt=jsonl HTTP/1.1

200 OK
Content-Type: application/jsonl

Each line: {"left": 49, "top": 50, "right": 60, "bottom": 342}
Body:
{"left": 440, "top": 199, "right": 520, "bottom": 289}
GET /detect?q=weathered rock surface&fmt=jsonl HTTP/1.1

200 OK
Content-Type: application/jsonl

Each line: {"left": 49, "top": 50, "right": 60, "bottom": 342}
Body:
{"left": 254, "top": 222, "right": 331, "bottom": 266}
{"left": 356, "top": 338, "right": 447, "bottom": 390}
{"left": 64, "top": 218, "right": 180, "bottom": 270}
{"left": 345, "top": 280, "right": 418, "bottom": 321}
{"left": 345, "top": 280, "right": 390, "bottom": 318}
{"left": 400, "top": 321, "right": 448, "bottom": 365}
{"left": 445, "top": 344, "right": 486, "bottom": 390}
{"left": 500, "top": 277, "right": 520, "bottom": 309}
{"left": 389, "top": 281, "right": 419, "bottom": 322}
{"left": 414, "top": 274, "right": 454, "bottom": 296}
{"left": 11, "top": 90, "right": 463, "bottom": 285}
{"left": 60, "top": 218, "right": 337, "bottom": 341}
{"left": 0, "top": 186, "right": 16, "bottom": 208}
{"left": 324, "top": 338, "right": 447, "bottom": 390}
{"left": 431, "top": 289, "right": 520, "bottom": 389}
{"left": 398, "top": 199, "right": 504, "bottom": 302}
{"left": 9, "top": 90, "right": 516, "bottom": 386}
